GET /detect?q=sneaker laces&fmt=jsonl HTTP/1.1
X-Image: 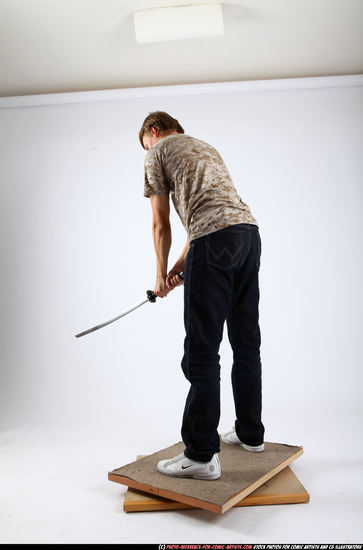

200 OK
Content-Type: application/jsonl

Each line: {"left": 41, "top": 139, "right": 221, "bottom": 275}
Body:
{"left": 223, "top": 427, "right": 236, "bottom": 436}
{"left": 165, "top": 453, "right": 187, "bottom": 467}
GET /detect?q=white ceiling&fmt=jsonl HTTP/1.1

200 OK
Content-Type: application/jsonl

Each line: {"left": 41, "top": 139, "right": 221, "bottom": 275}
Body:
{"left": 0, "top": 0, "right": 362, "bottom": 98}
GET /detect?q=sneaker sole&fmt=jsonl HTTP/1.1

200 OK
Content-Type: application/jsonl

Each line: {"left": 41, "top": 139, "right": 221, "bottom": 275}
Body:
{"left": 242, "top": 443, "right": 264, "bottom": 452}
{"left": 157, "top": 465, "right": 221, "bottom": 480}
{"left": 221, "top": 436, "right": 264, "bottom": 452}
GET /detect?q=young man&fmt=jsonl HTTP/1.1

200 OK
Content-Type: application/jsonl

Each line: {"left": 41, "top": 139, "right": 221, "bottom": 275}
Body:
{"left": 140, "top": 111, "right": 265, "bottom": 480}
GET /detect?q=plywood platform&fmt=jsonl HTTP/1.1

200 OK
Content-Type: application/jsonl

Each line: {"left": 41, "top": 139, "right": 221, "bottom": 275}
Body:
{"left": 108, "top": 440, "right": 304, "bottom": 514}
{"left": 123, "top": 460, "right": 309, "bottom": 512}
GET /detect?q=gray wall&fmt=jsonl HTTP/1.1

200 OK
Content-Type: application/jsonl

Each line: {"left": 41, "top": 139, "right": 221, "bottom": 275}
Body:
{"left": 0, "top": 76, "right": 362, "bottom": 446}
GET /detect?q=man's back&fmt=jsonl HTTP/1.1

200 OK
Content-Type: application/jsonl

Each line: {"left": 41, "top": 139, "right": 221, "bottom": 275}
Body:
{"left": 144, "top": 133, "right": 258, "bottom": 242}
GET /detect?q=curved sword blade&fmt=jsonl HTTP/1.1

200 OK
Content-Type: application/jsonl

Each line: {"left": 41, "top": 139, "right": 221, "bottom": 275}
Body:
{"left": 75, "top": 297, "right": 149, "bottom": 338}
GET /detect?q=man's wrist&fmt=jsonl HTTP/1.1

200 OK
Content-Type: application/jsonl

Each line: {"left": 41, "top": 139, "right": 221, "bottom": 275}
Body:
{"left": 175, "top": 259, "right": 186, "bottom": 272}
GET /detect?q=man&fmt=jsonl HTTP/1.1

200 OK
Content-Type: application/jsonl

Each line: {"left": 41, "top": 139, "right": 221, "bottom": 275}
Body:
{"left": 140, "top": 111, "right": 265, "bottom": 481}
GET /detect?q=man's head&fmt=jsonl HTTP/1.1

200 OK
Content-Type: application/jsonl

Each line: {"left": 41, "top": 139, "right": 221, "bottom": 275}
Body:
{"left": 139, "top": 111, "right": 184, "bottom": 150}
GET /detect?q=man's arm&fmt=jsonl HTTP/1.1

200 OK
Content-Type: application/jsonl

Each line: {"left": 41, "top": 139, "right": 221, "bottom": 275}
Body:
{"left": 174, "top": 240, "right": 190, "bottom": 271}
{"left": 166, "top": 240, "right": 189, "bottom": 290}
{"left": 150, "top": 193, "right": 172, "bottom": 297}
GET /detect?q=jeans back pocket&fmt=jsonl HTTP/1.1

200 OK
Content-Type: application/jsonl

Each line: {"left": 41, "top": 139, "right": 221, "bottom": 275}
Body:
{"left": 205, "top": 230, "right": 245, "bottom": 270}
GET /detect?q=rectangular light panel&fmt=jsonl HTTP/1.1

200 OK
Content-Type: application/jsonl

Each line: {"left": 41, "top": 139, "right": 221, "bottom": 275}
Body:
{"left": 134, "top": 3, "right": 224, "bottom": 44}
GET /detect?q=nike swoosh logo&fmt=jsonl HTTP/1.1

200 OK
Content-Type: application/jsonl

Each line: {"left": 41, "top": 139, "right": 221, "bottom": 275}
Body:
{"left": 181, "top": 465, "right": 192, "bottom": 469}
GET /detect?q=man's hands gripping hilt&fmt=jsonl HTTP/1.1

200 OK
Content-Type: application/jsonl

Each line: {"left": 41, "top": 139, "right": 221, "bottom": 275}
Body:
{"left": 149, "top": 271, "right": 184, "bottom": 300}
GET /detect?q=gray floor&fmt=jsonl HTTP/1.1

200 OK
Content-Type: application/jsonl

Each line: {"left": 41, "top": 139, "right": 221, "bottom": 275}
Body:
{"left": 1, "top": 408, "right": 362, "bottom": 544}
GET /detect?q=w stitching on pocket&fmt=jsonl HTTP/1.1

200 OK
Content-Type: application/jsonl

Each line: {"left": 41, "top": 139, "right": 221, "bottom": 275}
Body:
{"left": 206, "top": 234, "right": 244, "bottom": 269}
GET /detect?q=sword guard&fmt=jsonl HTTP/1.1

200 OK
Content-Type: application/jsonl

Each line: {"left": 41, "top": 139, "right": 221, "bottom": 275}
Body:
{"left": 147, "top": 290, "right": 157, "bottom": 302}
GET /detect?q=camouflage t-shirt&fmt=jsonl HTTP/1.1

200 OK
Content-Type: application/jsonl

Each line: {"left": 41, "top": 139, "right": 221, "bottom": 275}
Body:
{"left": 143, "top": 133, "right": 258, "bottom": 242}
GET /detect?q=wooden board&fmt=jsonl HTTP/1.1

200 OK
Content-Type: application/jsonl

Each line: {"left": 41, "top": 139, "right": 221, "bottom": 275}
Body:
{"left": 108, "top": 440, "right": 304, "bottom": 514}
{"left": 123, "top": 459, "right": 309, "bottom": 512}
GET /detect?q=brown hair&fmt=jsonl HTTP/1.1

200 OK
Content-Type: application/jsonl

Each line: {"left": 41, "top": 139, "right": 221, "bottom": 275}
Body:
{"left": 139, "top": 111, "right": 184, "bottom": 148}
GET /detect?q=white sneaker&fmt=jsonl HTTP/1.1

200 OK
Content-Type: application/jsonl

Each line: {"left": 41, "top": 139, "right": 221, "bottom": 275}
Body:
{"left": 220, "top": 428, "right": 264, "bottom": 452}
{"left": 157, "top": 452, "right": 221, "bottom": 480}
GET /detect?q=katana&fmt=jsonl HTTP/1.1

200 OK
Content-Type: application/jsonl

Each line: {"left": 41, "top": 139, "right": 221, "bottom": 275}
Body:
{"left": 75, "top": 272, "right": 184, "bottom": 338}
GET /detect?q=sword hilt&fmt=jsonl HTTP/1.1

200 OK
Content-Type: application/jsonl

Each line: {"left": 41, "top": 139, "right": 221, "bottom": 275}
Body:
{"left": 147, "top": 271, "right": 184, "bottom": 302}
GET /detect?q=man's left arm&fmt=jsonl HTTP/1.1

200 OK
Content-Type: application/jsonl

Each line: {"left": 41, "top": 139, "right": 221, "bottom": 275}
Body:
{"left": 150, "top": 193, "right": 172, "bottom": 298}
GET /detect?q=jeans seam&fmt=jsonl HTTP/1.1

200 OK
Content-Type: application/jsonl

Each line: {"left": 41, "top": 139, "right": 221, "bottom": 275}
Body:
{"left": 256, "top": 232, "right": 261, "bottom": 269}
{"left": 186, "top": 242, "right": 194, "bottom": 380}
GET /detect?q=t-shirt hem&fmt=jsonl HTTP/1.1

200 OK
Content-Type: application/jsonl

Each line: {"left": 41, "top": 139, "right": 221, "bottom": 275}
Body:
{"left": 188, "top": 221, "right": 259, "bottom": 242}
{"left": 144, "top": 191, "right": 170, "bottom": 198}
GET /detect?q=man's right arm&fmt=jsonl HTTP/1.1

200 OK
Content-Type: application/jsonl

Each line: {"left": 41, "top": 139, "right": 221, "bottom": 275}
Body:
{"left": 177, "top": 240, "right": 190, "bottom": 270}
{"left": 166, "top": 240, "right": 190, "bottom": 290}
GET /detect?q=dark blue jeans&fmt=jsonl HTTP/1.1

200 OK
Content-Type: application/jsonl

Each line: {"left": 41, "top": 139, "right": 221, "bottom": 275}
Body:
{"left": 181, "top": 223, "right": 265, "bottom": 462}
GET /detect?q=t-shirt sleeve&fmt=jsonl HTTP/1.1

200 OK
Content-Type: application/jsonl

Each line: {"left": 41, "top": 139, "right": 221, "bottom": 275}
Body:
{"left": 143, "top": 149, "right": 170, "bottom": 198}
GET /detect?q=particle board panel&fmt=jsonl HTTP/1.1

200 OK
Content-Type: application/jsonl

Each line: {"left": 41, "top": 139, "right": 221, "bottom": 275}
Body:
{"left": 108, "top": 440, "right": 304, "bottom": 514}
{"left": 123, "top": 459, "right": 309, "bottom": 512}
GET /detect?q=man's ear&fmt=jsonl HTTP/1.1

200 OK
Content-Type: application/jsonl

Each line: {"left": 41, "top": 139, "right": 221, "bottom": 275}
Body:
{"left": 150, "top": 126, "right": 158, "bottom": 137}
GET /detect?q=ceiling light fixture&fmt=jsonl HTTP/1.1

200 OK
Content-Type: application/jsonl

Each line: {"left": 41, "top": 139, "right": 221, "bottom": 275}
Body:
{"left": 134, "top": 3, "right": 224, "bottom": 44}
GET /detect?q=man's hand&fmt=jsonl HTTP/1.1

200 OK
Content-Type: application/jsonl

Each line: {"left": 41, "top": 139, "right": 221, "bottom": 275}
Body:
{"left": 154, "top": 274, "right": 170, "bottom": 298}
{"left": 166, "top": 267, "right": 185, "bottom": 291}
